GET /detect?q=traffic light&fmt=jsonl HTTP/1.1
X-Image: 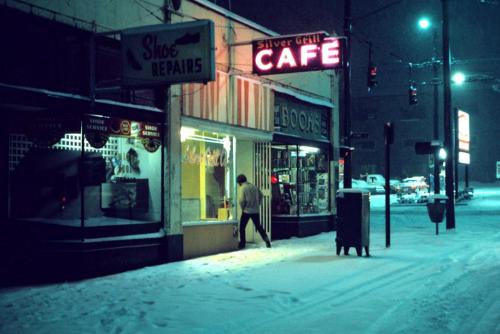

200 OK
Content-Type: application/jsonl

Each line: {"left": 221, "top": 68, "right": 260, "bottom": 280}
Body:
{"left": 367, "top": 64, "right": 378, "bottom": 87}
{"left": 339, "top": 145, "right": 354, "bottom": 158}
{"left": 409, "top": 81, "right": 418, "bottom": 105}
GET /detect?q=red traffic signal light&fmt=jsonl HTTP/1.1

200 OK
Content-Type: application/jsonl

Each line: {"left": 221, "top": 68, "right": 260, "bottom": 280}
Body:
{"left": 367, "top": 64, "right": 378, "bottom": 87}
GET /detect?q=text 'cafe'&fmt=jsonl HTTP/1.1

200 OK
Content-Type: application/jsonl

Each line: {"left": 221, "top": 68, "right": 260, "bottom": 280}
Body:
{"left": 252, "top": 32, "right": 343, "bottom": 75}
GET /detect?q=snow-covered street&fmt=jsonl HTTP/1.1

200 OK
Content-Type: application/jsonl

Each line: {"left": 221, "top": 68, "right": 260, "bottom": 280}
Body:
{"left": 1, "top": 184, "right": 499, "bottom": 334}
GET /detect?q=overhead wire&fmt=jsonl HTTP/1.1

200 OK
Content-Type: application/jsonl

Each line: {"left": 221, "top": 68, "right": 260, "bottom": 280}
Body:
{"left": 134, "top": 0, "right": 164, "bottom": 22}
{"left": 4, "top": 0, "right": 113, "bottom": 31}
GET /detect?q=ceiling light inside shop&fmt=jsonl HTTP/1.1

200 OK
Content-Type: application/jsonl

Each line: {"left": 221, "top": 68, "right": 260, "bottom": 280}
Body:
{"left": 180, "top": 127, "right": 196, "bottom": 142}
{"left": 223, "top": 136, "right": 232, "bottom": 152}
{"left": 300, "top": 146, "right": 320, "bottom": 153}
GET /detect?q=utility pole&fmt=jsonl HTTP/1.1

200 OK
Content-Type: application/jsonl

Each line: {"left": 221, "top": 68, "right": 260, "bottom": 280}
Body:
{"left": 432, "top": 27, "right": 440, "bottom": 195}
{"left": 442, "top": 0, "right": 456, "bottom": 229}
{"left": 343, "top": 0, "right": 352, "bottom": 188}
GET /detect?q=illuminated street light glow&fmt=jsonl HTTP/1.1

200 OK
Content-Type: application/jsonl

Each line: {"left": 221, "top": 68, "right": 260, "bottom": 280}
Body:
{"left": 439, "top": 148, "right": 447, "bottom": 160}
{"left": 418, "top": 17, "right": 431, "bottom": 30}
{"left": 452, "top": 72, "right": 466, "bottom": 85}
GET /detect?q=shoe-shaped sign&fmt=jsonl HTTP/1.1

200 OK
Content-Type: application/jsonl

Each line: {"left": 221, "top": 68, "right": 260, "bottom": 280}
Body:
{"left": 121, "top": 20, "right": 215, "bottom": 87}
{"left": 252, "top": 32, "right": 343, "bottom": 76}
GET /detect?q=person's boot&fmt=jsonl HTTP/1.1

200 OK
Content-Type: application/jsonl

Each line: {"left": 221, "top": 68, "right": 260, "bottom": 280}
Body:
{"left": 238, "top": 241, "right": 245, "bottom": 249}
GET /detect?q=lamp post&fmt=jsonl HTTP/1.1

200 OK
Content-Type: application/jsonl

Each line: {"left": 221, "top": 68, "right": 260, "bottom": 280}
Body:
{"left": 442, "top": 0, "right": 455, "bottom": 229}
{"left": 343, "top": 0, "right": 352, "bottom": 188}
{"left": 418, "top": 17, "right": 440, "bottom": 194}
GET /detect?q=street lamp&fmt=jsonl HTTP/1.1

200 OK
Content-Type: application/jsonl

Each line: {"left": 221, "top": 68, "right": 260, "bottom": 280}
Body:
{"left": 452, "top": 72, "right": 466, "bottom": 85}
{"left": 418, "top": 17, "right": 431, "bottom": 30}
{"left": 439, "top": 147, "right": 447, "bottom": 160}
{"left": 418, "top": 16, "right": 440, "bottom": 194}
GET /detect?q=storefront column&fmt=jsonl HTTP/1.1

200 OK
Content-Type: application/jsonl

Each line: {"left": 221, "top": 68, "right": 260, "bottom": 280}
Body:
{"left": 164, "top": 86, "right": 183, "bottom": 261}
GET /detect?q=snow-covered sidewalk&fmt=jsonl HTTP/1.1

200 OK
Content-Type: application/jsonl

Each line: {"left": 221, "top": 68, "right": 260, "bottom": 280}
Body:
{"left": 1, "top": 186, "right": 499, "bottom": 334}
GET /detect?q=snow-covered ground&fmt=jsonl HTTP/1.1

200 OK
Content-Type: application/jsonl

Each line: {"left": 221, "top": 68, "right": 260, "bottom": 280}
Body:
{"left": 1, "top": 183, "right": 499, "bottom": 334}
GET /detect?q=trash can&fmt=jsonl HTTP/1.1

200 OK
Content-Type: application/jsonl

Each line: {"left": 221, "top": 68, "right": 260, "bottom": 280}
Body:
{"left": 426, "top": 195, "right": 448, "bottom": 223}
{"left": 335, "top": 189, "right": 370, "bottom": 257}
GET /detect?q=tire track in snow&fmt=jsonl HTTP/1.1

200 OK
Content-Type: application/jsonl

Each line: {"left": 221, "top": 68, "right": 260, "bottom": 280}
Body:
{"left": 365, "top": 247, "right": 500, "bottom": 334}
{"left": 233, "top": 259, "right": 430, "bottom": 333}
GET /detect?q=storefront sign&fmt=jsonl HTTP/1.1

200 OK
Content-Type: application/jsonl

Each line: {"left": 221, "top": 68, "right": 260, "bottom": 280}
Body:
{"left": 457, "top": 109, "right": 470, "bottom": 165}
{"left": 274, "top": 94, "right": 329, "bottom": 141}
{"left": 121, "top": 20, "right": 215, "bottom": 87}
{"left": 252, "top": 32, "right": 342, "bottom": 75}
{"left": 182, "top": 143, "right": 227, "bottom": 167}
{"left": 84, "top": 115, "right": 161, "bottom": 151}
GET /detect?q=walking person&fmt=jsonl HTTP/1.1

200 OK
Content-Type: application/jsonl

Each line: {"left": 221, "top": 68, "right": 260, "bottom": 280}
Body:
{"left": 237, "top": 174, "right": 271, "bottom": 249}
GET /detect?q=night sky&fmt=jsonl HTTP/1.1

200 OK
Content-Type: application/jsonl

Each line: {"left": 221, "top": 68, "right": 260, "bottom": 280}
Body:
{"left": 211, "top": 0, "right": 500, "bottom": 181}
{"left": 211, "top": 0, "right": 500, "bottom": 96}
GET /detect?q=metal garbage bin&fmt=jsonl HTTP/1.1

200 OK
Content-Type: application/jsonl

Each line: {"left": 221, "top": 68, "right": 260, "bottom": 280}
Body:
{"left": 335, "top": 189, "right": 370, "bottom": 257}
{"left": 426, "top": 195, "right": 448, "bottom": 223}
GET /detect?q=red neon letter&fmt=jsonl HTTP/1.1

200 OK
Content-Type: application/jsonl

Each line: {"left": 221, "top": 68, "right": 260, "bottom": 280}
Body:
{"left": 322, "top": 39, "right": 340, "bottom": 65}
{"left": 300, "top": 44, "right": 318, "bottom": 66}
{"left": 277, "top": 47, "right": 297, "bottom": 69}
{"left": 255, "top": 49, "right": 273, "bottom": 71}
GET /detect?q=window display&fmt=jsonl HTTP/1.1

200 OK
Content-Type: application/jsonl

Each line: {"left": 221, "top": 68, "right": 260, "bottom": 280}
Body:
{"left": 181, "top": 127, "right": 235, "bottom": 223}
{"left": 271, "top": 145, "right": 329, "bottom": 215}
{"left": 8, "top": 113, "right": 162, "bottom": 225}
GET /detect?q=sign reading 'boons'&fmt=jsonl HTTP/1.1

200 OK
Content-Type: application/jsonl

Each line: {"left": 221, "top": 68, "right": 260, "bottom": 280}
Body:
{"left": 121, "top": 20, "right": 215, "bottom": 87}
{"left": 274, "top": 93, "right": 329, "bottom": 141}
{"left": 252, "top": 32, "right": 342, "bottom": 76}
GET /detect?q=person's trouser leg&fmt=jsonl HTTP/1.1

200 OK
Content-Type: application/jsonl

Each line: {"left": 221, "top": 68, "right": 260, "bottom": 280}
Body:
{"left": 251, "top": 213, "right": 271, "bottom": 248}
{"left": 239, "top": 213, "right": 250, "bottom": 248}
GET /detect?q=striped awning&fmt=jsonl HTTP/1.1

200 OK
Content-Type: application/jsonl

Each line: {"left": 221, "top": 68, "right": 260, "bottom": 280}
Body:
{"left": 181, "top": 71, "right": 274, "bottom": 132}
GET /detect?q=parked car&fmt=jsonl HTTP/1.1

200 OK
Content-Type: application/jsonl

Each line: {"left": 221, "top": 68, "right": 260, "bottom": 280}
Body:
{"left": 397, "top": 190, "right": 430, "bottom": 204}
{"left": 366, "top": 174, "right": 399, "bottom": 193}
{"left": 389, "top": 179, "right": 401, "bottom": 194}
{"left": 398, "top": 176, "right": 429, "bottom": 194}
{"left": 340, "top": 179, "right": 385, "bottom": 194}
{"left": 366, "top": 174, "right": 385, "bottom": 186}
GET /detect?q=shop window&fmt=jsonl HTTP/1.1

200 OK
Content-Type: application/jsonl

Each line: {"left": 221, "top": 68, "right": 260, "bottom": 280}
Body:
{"left": 8, "top": 114, "right": 162, "bottom": 226}
{"left": 181, "top": 127, "right": 235, "bottom": 223}
{"left": 271, "top": 145, "right": 329, "bottom": 216}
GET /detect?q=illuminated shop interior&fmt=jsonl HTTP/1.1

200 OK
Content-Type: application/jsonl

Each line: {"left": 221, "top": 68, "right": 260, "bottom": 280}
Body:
{"left": 8, "top": 114, "right": 162, "bottom": 226}
{"left": 271, "top": 144, "right": 329, "bottom": 216}
{"left": 181, "top": 126, "right": 235, "bottom": 223}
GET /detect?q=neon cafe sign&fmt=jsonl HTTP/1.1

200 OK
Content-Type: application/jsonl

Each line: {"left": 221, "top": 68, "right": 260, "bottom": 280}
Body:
{"left": 252, "top": 31, "right": 343, "bottom": 75}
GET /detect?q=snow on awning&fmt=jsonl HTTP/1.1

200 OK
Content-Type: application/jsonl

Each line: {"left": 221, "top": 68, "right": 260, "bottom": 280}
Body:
{"left": 0, "top": 82, "right": 163, "bottom": 119}
{"left": 94, "top": 98, "right": 161, "bottom": 113}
